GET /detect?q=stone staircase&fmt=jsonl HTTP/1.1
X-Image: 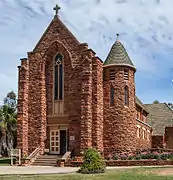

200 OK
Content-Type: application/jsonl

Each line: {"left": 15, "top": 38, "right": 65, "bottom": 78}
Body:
{"left": 32, "top": 154, "right": 61, "bottom": 166}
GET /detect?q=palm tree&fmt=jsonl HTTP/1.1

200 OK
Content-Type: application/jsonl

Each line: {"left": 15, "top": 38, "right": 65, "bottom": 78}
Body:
{"left": 0, "top": 91, "right": 17, "bottom": 156}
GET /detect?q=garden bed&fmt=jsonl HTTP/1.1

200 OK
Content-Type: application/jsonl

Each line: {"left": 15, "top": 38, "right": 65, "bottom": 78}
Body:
{"left": 106, "top": 159, "right": 173, "bottom": 166}
{"left": 67, "top": 159, "right": 173, "bottom": 167}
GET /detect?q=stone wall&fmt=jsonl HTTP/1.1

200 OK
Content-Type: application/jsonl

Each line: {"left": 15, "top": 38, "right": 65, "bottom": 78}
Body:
{"left": 66, "top": 159, "right": 173, "bottom": 167}
{"left": 27, "top": 52, "right": 47, "bottom": 154}
{"left": 17, "top": 58, "right": 29, "bottom": 156}
{"left": 152, "top": 135, "right": 164, "bottom": 148}
{"left": 136, "top": 119, "right": 152, "bottom": 149}
{"left": 165, "top": 127, "right": 173, "bottom": 149}
{"left": 92, "top": 57, "right": 103, "bottom": 152}
{"left": 103, "top": 66, "right": 137, "bottom": 157}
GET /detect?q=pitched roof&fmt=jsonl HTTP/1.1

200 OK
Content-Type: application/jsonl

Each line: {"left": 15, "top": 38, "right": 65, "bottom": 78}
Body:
{"left": 33, "top": 15, "right": 80, "bottom": 52}
{"left": 135, "top": 96, "right": 148, "bottom": 113}
{"left": 145, "top": 103, "right": 173, "bottom": 135}
{"left": 104, "top": 40, "right": 135, "bottom": 69}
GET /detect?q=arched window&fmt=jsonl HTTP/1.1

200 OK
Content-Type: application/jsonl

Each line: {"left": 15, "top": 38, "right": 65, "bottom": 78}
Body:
{"left": 110, "top": 86, "right": 114, "bottom": 106}
{"left": 54, "top": 53, "right": 63, "bottom": 100}
{"left": 124, "top": 86, "right": 129, "bottom": 106}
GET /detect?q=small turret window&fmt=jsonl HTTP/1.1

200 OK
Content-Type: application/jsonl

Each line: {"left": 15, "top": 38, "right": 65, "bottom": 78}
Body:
{"left": 109, "top": 69, "right": 115, "bottom": 80}
{"left": 124, "top": 86, "right": 129, "bottom": 106}
{"left": 110, "top": 86, "right": 114, "bottom": 106}
{"left": 124, "top": 70, "right": 129, "bottom": 80}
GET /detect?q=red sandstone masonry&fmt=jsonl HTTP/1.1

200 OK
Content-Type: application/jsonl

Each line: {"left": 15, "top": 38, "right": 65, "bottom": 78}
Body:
{"left": 103, "top": 66, "right": 137, "bottom": 157}
{"left": 27, "top": 52, "right": 47, "bottom": 154}
{"left": 136, "top": 120, "right": 152, "bottom": 149}
{"left": 17, "top": 59, "right": 29, "bottom": 155}
{"left": 165, "top": 127, "right": 173, "bottom": 149}
{"left": 92, "top": 57, "right": 104, "bottom": 152}
{"left": 80, "top": 52, "right": 93, "bottom": 152}
{"left": 17, "top": 14, "right": 153, "bottom": 158}
{"left": 152, "top": 135, "right": 164, "bottom": 148}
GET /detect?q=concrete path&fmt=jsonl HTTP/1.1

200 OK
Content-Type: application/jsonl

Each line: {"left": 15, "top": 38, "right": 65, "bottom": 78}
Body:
{"left": 0, "top": 165, "right": 172, "bottom": 175}
{"left": 0, "top": 166, "right": 79, "bottom": 175}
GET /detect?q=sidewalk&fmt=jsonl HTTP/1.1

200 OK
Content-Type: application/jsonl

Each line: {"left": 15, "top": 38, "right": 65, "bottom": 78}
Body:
{"left": 0, "top": 166, "right": 79, "bottom": 175}
{"left": 0, "top": 165, "right": 172, "bottom": 175}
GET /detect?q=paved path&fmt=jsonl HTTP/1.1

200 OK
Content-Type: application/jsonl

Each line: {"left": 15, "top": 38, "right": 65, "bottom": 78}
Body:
{"left": 0, "top": 166, "right": 79, "bottom": 175}
{"left": 0, "top": 165, "right": 172, "bottom": 175}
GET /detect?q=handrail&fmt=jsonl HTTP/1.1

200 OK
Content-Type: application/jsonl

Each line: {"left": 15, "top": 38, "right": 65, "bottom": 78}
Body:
{"left": 28, "top": 146, "right": 41, "bottom": 162}
{"left": 61, "top": 151, "right": 71, "bottom": 162}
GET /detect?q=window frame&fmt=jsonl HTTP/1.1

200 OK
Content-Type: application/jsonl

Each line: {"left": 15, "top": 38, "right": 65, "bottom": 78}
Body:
{"left": 124, "top": 86, "right": 129, "bottom": 107}
{"left": 54, "top": 53, "right": 64, "bottom": 101}
{"left": 110, "top": 86, "right": 115, "bottom": 107}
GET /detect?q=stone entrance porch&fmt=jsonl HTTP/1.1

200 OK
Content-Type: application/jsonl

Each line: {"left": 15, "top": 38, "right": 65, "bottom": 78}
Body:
{"left": 46, "top": 116, "right": 69, "bottom": 155}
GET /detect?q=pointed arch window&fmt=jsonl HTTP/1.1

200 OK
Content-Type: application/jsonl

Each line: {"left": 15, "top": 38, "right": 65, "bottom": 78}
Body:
{"left": 110, "top": 86, "right": 114, "bottom": 106}
{"left": 54, "top": 53, "right": 63, "bottom": 100}
{"left": 124, "top": 86, "right": 129, "bottom": 106}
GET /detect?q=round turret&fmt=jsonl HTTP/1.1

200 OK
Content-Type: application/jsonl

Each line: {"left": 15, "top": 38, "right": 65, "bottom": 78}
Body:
{"left": 103, "top": 39, "right": 137, "bottom": 156}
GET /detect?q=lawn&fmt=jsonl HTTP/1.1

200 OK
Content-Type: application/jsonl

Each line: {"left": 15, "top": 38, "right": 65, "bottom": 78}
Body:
{"left": 0, "top": 158, "right": 11, "bottom": 166}
{"left": 0, "top": 167, "right": 173, "bottom": 180}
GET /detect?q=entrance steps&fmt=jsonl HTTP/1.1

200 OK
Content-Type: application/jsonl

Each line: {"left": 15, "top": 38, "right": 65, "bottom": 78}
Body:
{"left": 32, "top": 154, "right": 62, "bottom": 166}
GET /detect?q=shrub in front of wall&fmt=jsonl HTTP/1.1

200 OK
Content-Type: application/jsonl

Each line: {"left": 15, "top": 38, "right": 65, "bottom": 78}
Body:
{"left": 127, "top": 156, "right": 134, "bottom": 160}
{"left": 120, "top": 154, "right": 128, "bottom": 160}
{"left": 78, "top": 148, "right": 106, "bottom": 174}
{"left": 160, "top": 153, "right": 169, "bottom": 160}
{"left": 134, "top": 155, "right": 141, "bottom": 160}
{"left": 112, "top": 154, "right": 119, "bottom": 160}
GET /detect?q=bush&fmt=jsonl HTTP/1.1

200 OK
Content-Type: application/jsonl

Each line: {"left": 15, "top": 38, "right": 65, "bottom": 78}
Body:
{"left": 134, "top": 155, "right": 141, "bottom": 160}
{"left": 128, "top": 156, "right": 134, "bottom": 160}
{"left": 160, "top": 153, "right": 169, "bottom": 160}
{"left": 78, "top": 148, "right": 106, "bottom": 174}
{"left": 112, "top": 154, "right": 119, "bottom": 160}
{"left": 120, "top": 154, "right": 128, "bottom": 160}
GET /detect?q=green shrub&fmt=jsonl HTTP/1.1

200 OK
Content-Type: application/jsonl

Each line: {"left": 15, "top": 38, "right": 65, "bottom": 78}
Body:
{"left": 160, "top": 153, "right": 169, "bottom": 160}
{"left": 112, "top": 154, "right": 119, "bottom": 160}
{"left": 128, "top": 156, "right": 134, "bottom": 160}
{"left": 134, "top": 155, "right": 141, "bottom": 160}
{"left": 78, "top": 148, "right": 106, "bottom": 174}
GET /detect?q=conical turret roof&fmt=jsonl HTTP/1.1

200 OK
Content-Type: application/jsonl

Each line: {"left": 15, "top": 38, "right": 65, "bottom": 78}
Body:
{"left": 104, "top": 40, "right": 135, "bottom": 69}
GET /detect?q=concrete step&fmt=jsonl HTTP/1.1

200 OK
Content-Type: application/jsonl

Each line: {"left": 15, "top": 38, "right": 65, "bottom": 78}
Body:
{"left": 34, "top": 159, "right": 57, "bottom": 162}
{"left": 31, "top": 154, "right": 62, "bottom": 166}
{"left": 32, "top": 163, "right": 57, "bottom": 166}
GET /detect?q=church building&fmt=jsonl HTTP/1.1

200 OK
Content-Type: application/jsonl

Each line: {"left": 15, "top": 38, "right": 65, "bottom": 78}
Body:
{"left": 17, "top": 5, "right": 152, "bottom": 158}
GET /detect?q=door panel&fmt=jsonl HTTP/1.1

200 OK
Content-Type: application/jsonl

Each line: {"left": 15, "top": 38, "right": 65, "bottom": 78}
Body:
{"left": 50, "top": 130, "right": 60, "bottom": 154}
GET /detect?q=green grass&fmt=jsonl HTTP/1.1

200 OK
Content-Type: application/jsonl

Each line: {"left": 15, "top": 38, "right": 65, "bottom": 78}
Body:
{"left": 0, "top": 168, "right": 173, "bottom": 180}
{"left": 0, "top": 158, "right": 11, "bottom": 166}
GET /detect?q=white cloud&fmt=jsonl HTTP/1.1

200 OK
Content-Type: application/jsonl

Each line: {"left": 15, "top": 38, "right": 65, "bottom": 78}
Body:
{"left": 0, "top": 0, "right": 173, "bottom": 103}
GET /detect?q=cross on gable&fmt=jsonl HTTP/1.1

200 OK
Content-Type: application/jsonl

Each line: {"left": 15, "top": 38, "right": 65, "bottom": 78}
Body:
{"left": 53, "top": 4, "right": 61, "bottom": 16}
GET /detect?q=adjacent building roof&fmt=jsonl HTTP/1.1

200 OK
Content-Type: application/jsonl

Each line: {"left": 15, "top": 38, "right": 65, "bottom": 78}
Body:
{"left": 104, "top": 40, "right": 135, "bottom": 69}
{"left": 135, "top": 96, "right": 149, "bottom": 114}
{"left": 145, "top": 103, "right": 173, "bottom": 135}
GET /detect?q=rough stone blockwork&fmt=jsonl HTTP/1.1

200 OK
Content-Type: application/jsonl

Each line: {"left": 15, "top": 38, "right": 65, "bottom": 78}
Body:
{"left": 165, "top": 127, "right": 173, "bottom": 149}
{"left": 92, "top": 57, "right": 104, "bottom": 152}
{"left": 136, "top": 121, "right": 152, "bottom": 149}
{"left": 152, "top": 135, "right": 164, "bottom": 148}
{"left": 17, "top": 13, "right": 154, "bottom": 158}
{"left": 103, "top": 67, "right": 137, "bottom": 157}
{"left": 17, "top": 59, "right": 29, "bottom": 155}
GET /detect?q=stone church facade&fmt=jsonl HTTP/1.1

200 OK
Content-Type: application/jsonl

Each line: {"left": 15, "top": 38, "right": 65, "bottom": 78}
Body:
{"left": 17, "top": 10, "right": 152, "bottom": 157}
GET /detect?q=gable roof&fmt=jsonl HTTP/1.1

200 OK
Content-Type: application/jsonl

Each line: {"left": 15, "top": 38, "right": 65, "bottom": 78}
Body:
{"left": 33, "top": 15, "right": 80, "bottom": 52}
{"left": 135, "top": 96, "right": 148, "bottom": 113}
{"left": 145, "top": 103, "right": 173, "bottom": 135}
{"left": 104, "top": 40, "right": 135, "bottom": 70}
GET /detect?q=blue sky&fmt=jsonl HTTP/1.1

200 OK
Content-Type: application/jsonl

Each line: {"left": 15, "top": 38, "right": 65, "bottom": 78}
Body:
{"left": 0, "top": 0, "right": 173, "bottom": 104}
